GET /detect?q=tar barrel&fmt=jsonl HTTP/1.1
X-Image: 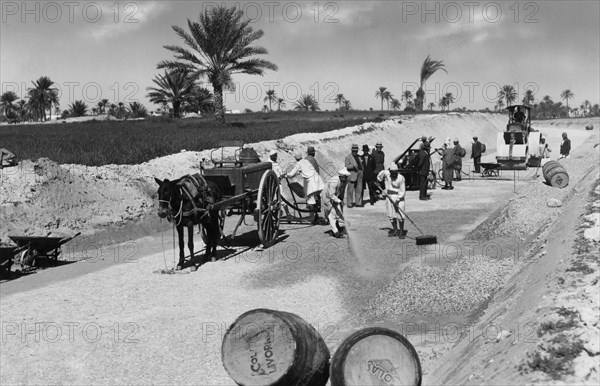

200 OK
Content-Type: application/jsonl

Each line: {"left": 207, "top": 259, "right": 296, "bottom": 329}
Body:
{"left": 542, "top": 160, "right": 569, "bottom": 189}
{"left": 221, "top": 309, "right": 330, "bottom": 386}
{"left": 330, "top": 327, "right": 422, "bottom": 386}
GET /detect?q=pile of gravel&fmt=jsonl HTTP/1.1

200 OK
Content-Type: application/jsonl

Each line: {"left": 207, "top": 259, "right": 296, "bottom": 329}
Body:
{"left": 468, "top": 150, "right": 598, "bottom": 241}
{"left": 370, "top": 254, "right": 514, "bottom": 317}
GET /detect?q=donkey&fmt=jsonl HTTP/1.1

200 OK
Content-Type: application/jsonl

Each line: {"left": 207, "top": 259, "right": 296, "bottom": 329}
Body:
{"left": 155, "top": 175, "right": 223, "bottom": 270}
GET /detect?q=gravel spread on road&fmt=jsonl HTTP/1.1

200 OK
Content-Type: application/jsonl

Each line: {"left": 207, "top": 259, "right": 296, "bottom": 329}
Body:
{"left": 370, "top": 254, "right": 514, "bottom": 317}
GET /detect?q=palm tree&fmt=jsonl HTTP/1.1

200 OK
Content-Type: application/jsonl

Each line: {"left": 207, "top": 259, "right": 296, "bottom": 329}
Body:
{"left": 496, "top": 98, "right": 505, "bottom": 111}
{"left": 383, "top": 90, "right": 393, "bottom": 110}
{"left": 0, "top": 91, "right": 18, "bottom": 120}
{"left": 146, "top": 70, "right": 196, "bottom": 118}
{"left": 391, "top": 98, "right": 401, "bottom": 111}
{"left": 15, "top": 99, "right": 28, "bottom": 122}
{"left": 341, "top": 99, "right": 352, "bottom": 111}
{"left": 263, "top": 89, "right": 277, "bottom": 112}
{"left": 522, "top": 89, "right": 535, "bottom": 106}
{"left": 401, "top": 90, "right": 413, "bottom": 106}
{"left": 375, "top": 87, "right": 387, "bottom": 111}
{"left": 186, "top": 86, "right": 214, "bottom": 114}
{"left": 415, "top": 55, "right": 447, "bottom": 111}
{"left": 444, "top": 92, "right": 455, "bottom": 111}
{"left": 69, "top": 100, "right": 88, "bottom": 117}
{"left": 294, "top": 94, "right": 320, "bottom": 111}
{"left": 498, "top": 85, "right": 517, "bottom": 108}
{"left": 277, "top": 98, "right": 286, "bottom": 111}
{"left": 560, "top": 89, "right": 574, "bottom": 109}
{"left": 128, "top": 102, "right": 148, "bottom": 118}
{"left": 334, "top": 93, "right": 345, "bottom": 110}
{"left": 439, "top": 96, "right": 448, "bottom": 112}
{"left": 428, "top": 102, "right": 435, "bottom": 111}
{"left": 157, "top": 6, "right": 278, "bottom": 123}
{"left": 27, "top": 76, "right": 59, "bottom": 122}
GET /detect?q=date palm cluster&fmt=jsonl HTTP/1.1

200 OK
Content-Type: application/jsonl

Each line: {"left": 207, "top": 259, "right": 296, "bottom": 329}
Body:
{"left": 0, "top": 76, "right": 150, "bottom": 123}
{"left": 153, "top": 6, "right": 277, "bottom": 122}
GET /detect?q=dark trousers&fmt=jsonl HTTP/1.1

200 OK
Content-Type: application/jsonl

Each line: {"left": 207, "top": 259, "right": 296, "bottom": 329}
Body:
{"left": 419, "top": 174, "right": 428, "bottom": 198}
{"left": 473, "top": 156, "right": 481, "bottom": 173}
{"left": 363, "top": 179, "right": 377, "bottom": 204}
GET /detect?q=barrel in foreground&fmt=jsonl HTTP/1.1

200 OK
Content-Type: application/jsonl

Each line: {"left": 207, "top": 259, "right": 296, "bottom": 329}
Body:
{"left": 221, "top": 308, "right": 330, "bottom": 386}
{"left": 330, "top": 327, "right": 422, "bottom": 386}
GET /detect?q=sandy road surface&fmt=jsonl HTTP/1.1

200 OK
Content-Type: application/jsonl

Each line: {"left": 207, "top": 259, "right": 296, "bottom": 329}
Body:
{"left": 0, "top": 178, "right": 520, "bottom": 385}
{"left": 1, "top": 117, "right": 597, "bottom": 385}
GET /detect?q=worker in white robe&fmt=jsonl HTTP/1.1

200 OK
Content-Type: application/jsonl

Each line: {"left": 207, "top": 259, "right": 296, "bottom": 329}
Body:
{"left": 377, "top": 163, "right": 407, "bottom": 238}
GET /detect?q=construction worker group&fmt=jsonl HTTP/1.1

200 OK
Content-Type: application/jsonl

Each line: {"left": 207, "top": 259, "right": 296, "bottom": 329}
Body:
{"left": 269, "top": 141, "right": 410, "bottom": 239}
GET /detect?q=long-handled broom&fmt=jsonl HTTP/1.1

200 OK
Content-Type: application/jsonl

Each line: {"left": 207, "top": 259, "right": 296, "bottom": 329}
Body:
{"left": 378, "top": 187, "right": 437, "bottom": 245}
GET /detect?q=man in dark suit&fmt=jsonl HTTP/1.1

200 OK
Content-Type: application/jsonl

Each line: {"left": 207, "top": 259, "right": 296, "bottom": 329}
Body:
{"left": 361, "top": 144, "right": 377, "bottom": 205}
{"left": 417, "top": 141, "right": 431, "bottom": 200}
{"left": 345, "top": 144, "right": 364, "bottom": 207}
{"left": 372, "top": 142, "right": 385, "bottom": 198}
{"left": 471, "top": 136, "right": 483, "bottom": 173}
{"left": 559, "top": 132, "right": 571, "bottom": 159}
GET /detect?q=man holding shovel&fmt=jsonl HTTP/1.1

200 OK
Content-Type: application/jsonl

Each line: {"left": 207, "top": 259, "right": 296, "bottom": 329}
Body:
{"left": 376, "top": 163, "right": 407, "bottom": 239}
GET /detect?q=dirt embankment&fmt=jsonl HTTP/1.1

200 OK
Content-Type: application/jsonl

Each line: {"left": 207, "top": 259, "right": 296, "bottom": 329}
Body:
{"left": 427, "top": 120, "right": 600, "bottom": 385}
{"left": 0, "top": 112, "right": 506, "bottom": 242}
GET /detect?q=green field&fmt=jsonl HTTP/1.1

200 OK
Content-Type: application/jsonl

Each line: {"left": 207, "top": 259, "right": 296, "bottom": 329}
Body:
{"left": 1, "top": 110, "right": 397, "bottom": 166}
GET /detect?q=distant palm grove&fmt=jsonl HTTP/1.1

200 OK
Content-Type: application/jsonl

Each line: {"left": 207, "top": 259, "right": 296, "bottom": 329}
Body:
{"left": 1, "top": 6, "right": 599, "bottom": 124}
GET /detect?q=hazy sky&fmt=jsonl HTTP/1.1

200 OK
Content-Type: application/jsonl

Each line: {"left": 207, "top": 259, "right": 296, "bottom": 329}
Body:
{"left": 2, "top": 1, "right": 599, "bottom": 112}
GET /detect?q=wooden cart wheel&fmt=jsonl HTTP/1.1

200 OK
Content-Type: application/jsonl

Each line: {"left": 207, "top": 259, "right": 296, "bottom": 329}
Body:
{"left": 201, "top": 209, "right": 226, "bottom": 245}
{"left": 257, "top": 170, "right": 281, "bottom": 247}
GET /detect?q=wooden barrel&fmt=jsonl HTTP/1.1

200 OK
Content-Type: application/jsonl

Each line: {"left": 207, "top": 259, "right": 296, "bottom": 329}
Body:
{"left": 221, "top": 309, "right": 330, "bottom": 386}
{"left": 541, "top": 160, "right": 562, "bottom": 176}
{"left": 330, "top": 327, "right": 422, "bottom": 386}
{"left": 542, "top": 161, "right": 569, "bottom": 188}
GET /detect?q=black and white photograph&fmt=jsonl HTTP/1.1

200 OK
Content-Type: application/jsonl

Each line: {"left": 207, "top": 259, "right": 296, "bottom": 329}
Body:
{"left": 1, "top": 1, "right": 599, "bottom": 385}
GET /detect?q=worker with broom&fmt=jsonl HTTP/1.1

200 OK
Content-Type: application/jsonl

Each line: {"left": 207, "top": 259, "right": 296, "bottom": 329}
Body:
{"left": 376, "top": 163, "right": 407, "bottom": 239}
{"left": 322, "top": 168, "right": 351, "bottom": 238}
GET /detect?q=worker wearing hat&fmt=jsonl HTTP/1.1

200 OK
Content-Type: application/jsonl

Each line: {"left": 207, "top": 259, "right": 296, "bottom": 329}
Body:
{"left": 376, "top": 163, "right": 406, "bottom": 238}
{"left": 322, "top": 168, "right": 351, "bottom": 238}
{"left": 453, "top": 138, "right": 466, "bottom": 181}
{"left": 373, "top": 141, "right": 385, "bottom": 175}
{"left": 305, "top": 146, "right": 319, "bottom": 173}
{"left": 345, "top": 144, "right": 364, "bottom": 207}
{"left": 559, "top": 132, "right": 571, "bottom": 159}
{"left": 285, "top": 148, "right": 325, "bottom": 224}
{"left": 471, "top": 136, "right": 483, "bottom": 173}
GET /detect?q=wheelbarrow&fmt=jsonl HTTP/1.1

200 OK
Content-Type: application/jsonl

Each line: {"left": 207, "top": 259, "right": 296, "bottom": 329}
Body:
{"left": 9, "top": 232, "right": 81, "bottom": 269}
